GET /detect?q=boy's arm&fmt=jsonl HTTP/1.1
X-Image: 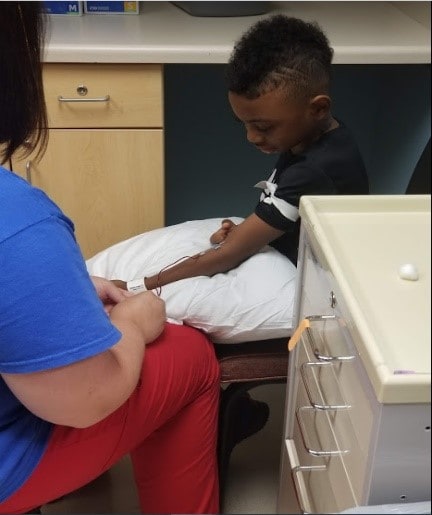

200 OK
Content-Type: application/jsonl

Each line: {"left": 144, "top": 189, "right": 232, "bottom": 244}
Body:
{"left": 142, "top": 214, "right": 284, "bottom": 290}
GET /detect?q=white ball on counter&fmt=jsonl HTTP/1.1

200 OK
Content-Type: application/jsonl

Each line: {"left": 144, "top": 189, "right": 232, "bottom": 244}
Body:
{"left": 398, "top": 263, "right": 419, "bottom": 281}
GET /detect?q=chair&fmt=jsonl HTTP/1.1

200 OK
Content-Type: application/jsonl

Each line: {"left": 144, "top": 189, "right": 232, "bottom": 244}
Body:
{"left": 214, "top": 336, "right": 290, "bottom": 505}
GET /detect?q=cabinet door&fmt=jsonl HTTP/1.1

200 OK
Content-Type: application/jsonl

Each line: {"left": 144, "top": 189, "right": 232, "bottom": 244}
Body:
{"left": 12, "top": 129, "right": 164, "bottom": 259}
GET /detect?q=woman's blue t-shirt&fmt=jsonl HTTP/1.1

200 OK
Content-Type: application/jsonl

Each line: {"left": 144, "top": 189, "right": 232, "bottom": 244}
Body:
{"left": 0, "top": 167, "right": 121, "bottom": 502}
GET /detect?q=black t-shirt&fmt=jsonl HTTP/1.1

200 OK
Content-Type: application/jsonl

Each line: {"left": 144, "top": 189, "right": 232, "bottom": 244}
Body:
{"left": 254, "top": 122, "right": 369, "bottom": 265}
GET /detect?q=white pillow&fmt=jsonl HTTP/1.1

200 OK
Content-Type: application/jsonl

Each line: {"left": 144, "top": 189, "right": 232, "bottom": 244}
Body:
{"left": 86, "top": 217, "right": 296, "bottom": 343}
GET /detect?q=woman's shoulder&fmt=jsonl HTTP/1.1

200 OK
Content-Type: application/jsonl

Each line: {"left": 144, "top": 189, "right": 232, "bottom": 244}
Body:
{"left": 0, "top": 166, "right": 66, "bottom": 243}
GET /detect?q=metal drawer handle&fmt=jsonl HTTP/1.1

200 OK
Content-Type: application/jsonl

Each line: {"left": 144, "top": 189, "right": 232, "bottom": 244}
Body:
{"left": 292, "top": 464, "right": 327, "bottom": 514}
{"left": 57, "top": 94, "right": 110, "bottom": 103}
{"left": 313, "top": 347, "right": 355, "bottom": 362}
{"left": 305, "top": 315, "right": 356, "bottom": 362}
{"left": 296, "top": 406, "right": 349, "bottom": 456}
{"left": 289, "top": 315, "right": 335, "bottom": 352}
{"left": 306, "top": 315, "right": 336, "bottom": 322}
{"left": 300, "top": 361, "right": 351, "bottom": 410}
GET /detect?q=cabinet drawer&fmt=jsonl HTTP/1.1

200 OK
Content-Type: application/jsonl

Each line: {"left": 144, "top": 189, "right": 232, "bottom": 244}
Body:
{"left": 332, "top": 354, "right": 376, "bottom": 501}
{"left": 299, "top": 317, "right": 376, "bottom": 502}
{"left": 301, "top": 242, "right": 334, "bottom": 315}
{"left": 290, "top": 413, "right": 357, "bottom": 513}
{"left": 43, "top": 64, "right": 163, "bottom": 128}
{"left": 291, "top": 341, "right": 357, "bottom": 513}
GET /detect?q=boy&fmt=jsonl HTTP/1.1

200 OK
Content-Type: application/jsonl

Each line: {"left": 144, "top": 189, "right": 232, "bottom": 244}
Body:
{"left": 111, "top": 14, "right": 369, "bottom": 458}
{"left": 115, "top": 14, "right": 368, "bottom": 294}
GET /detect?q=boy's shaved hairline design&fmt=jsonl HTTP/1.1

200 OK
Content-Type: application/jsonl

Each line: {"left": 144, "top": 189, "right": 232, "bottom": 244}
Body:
{"left": 242, "top": 68, "right": 320, "bottom": 101}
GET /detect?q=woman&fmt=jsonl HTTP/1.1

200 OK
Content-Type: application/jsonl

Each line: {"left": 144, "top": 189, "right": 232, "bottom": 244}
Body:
{"left": 0, "top": 3, "right": 220, "bottom": 513}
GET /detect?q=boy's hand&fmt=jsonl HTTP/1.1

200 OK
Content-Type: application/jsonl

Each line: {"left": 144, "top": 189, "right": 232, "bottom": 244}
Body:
{"left": 210, "top": 219, "right": 236, "bottom": 244}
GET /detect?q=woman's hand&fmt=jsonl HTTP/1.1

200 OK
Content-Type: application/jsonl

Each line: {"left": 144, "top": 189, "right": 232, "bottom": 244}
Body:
{"left": 110, "top": 291, "right": 166, "bottom": 345}
{"left": 210, "top": 219, "right": 236, "bottom": 245}
{"left": 91, "top": 276, "right": 131, "bottom": 314}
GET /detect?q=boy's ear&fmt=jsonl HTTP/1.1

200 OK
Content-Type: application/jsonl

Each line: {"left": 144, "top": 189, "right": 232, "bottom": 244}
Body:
{"left": 309, "top": 95, "right": 331, "bottom": 119}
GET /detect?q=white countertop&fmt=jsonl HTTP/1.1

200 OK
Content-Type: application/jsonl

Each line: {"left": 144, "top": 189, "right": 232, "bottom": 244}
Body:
{"left": 300, "top": 195, "right": 431, "bottom": 404}
{"left": 44, "top": 1, "right": 431, "bottom": 64}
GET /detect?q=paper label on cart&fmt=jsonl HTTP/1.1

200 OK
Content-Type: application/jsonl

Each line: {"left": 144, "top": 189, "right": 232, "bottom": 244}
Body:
{"left": 288, "top": 319, "right": 310, "bottom": 351}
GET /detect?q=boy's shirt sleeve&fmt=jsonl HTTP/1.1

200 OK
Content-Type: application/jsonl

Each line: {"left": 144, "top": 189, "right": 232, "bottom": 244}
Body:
{"left": 0, "top": 215, "right": 121, "bottom": 374}
{"left": 254, "top": 160, "right": 336, "bottom": 231}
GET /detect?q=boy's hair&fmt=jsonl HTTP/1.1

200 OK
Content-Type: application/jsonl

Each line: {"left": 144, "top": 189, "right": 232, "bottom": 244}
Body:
{"left": 226, "top": 15, "right": 334, "bottom": 100}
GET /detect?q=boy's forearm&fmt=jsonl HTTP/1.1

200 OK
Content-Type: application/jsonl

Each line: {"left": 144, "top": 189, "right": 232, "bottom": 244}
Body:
{"left": 144, "top": 248, "right": 240, "bottom": 290}
{"left": 111, "top": 250, "right": 231, "bottom": 291}
{"left": 143, "top": 214, "right": 283, "bottom": 290}
{"left": 115, "top": 215, "right": 282, "bottom": 292}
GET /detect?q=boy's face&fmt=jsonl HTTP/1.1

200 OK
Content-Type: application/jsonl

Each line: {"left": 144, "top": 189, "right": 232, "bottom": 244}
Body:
{"left": 228, "top": 87, "right": 318, "bottom": 154}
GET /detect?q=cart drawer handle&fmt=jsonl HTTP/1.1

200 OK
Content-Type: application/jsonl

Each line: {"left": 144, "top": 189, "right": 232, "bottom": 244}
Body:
{"left": 300, "top": 361, "right": 351, "bottom": 410}
{"left": 296, "top": 406, "right": 350, "bottom": 456}
{"left": 295, "top": 315, "right": 356, "bottom": 361}
{"left": 289, "top": 315, "right": 336, "bottom": 352}
{"left": 292, "top": 464, "right": 327, "bottom": 514}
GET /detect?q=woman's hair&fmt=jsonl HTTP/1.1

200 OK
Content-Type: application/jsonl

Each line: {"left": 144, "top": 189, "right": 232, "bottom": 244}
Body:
{"left": 226, "top": 15, "right": 334, "bottom": 100}
{"left": 0, "top": 1, "right": 48, "bottom": 164}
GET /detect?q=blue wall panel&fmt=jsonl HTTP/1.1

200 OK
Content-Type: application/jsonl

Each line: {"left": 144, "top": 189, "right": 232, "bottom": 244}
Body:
{"left": 164, "top": 64, "right": 431, "bottom": 224}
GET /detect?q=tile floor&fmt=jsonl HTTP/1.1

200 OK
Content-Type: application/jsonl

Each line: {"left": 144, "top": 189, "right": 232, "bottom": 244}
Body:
{"left": 41, "top": 383, "right": 287, "bottom": 514}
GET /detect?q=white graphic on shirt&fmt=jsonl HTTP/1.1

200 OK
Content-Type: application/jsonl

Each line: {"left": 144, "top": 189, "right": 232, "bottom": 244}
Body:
{"left": 254, "top": 169, "right": 299, "bottom": 222}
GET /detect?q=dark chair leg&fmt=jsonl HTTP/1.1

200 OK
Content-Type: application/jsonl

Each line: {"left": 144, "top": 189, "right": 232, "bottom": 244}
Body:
{"left": 217, "top": 379, "right": 286, "bottom": 510}
{"left": 218, "top": 382, "right": 257, "bottom": 503}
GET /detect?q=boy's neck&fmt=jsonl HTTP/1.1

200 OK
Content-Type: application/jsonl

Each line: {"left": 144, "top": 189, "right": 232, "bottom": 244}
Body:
{"left": 291, "top": 116, "right": 339, "bottom": 155}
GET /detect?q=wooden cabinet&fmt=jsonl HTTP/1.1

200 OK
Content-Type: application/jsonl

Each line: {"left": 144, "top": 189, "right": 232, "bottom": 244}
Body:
{"left": 12, "top": 63, "right": 164, "bottom": 259}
